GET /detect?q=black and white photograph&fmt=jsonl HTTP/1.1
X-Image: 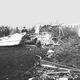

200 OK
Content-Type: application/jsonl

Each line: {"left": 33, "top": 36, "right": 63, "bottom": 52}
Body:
{"left": 0, "top": 0, "right": 80, "bottom": 80}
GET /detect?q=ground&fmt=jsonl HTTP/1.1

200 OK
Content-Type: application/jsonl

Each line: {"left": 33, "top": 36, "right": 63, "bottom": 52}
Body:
{"left": 0, "top": 45, "right": 47, "bottom": 80}
{"left": 0, "top": 44, "right": 80, "bottom": 80}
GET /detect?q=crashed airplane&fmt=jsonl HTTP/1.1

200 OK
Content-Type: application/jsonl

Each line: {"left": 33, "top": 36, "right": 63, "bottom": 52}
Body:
{"left": 0, "top": 32, "right": 26, "bottom": 46}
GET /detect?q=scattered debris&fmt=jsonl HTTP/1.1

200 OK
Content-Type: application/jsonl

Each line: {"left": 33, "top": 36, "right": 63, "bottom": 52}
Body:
{"left": 46, "top": 49, "right": 55, "bottom": 58}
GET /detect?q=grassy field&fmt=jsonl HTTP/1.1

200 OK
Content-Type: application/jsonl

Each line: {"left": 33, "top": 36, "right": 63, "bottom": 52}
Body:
{"left": 0, "top": 45, "right": 47, "bottom": 80}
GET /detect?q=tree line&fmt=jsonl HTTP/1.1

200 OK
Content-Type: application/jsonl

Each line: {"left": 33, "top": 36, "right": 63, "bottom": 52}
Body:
{"left": 0, "top": 26, "right": 34, "bottom": 37}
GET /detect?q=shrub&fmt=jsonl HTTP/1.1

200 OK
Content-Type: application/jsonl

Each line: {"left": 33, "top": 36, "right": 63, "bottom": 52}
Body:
{"left": 0, "top": 26, "right": 10, "bottom": 37}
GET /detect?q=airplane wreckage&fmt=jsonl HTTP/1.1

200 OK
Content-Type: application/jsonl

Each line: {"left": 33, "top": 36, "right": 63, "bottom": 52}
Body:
{"left": 23, "top": 24, "right": 80, "bottom": 80}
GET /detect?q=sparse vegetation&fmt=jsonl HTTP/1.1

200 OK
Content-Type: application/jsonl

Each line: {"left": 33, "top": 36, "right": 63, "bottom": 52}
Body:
{"left": 0, "top": 26, "right": 10, "bottom": 37}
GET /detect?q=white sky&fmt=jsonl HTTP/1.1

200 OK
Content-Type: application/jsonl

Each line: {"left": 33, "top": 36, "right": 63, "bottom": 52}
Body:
{"left": 0, "top": 0, "right": 80, "bottom": 28}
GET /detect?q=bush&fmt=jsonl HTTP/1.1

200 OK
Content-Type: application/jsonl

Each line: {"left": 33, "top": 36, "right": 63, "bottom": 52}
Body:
{"left": 0, "top": 26, "right": 10, "bottom": 37}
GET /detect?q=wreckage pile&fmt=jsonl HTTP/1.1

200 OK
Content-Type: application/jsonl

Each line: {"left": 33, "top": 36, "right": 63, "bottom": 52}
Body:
{"left": 24, "top": 24, "right": 80, "bottom": 80}
{"left": 34, "top": 24, "right": 79, "bottom": 48}
{"left": 25, "top": 59, "right": 80, "bottom": 80}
